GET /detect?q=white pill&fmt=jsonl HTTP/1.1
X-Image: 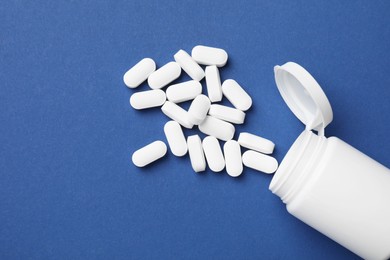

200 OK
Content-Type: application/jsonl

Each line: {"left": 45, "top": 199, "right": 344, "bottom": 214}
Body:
{"left": 188, "top": 94, "right": 211, "bottom": 125}
{"left": 164, "top": 121, "right": 187, "bottom": 157}
{"left": 238, "top": 132, "right": 275, "bottom": 154}
{"left": 224, "top": 140, "right": 243, "bottom": 177}
{"left": 242, "top": 150, "right": 278, "bottom": 174}
{"left": 174, "top": 49, "right": 205, "bottom": 81}
{"left": 205, "top": 65, "right": 222, "bottom": 102}
{"left": 222, "top": 79, "right": 252, "bottom": 111}
{"left": 132, "top": 140, "right": 167, "bottom": 167}
{"left": 148, "top": 61, "right": 181, "bottom": 89}
{"left": 187, "top": 135, "right": 206, "bottom": 172}
{"left": 202, "top": 136, "right": 225, "bottom": 172}
{"left": 191, "top": 45, "right": 228, "bottom": 67}
{"left": 161, "top": 101, "right": 193, "bottom": 129}
{"left": 208, "top": 104, "right": 246, "bottom": 124}
{"left": 130, "top": 89, "right": 166, "bottom": 110}
{"left": 123, "top": 58, "right": 156, "bottom": 88}
{"left": 166, "top": 80, "right": 202, "bottom": 103}
{"left": 198, "top": 115, "right": 235, "bottom": 141}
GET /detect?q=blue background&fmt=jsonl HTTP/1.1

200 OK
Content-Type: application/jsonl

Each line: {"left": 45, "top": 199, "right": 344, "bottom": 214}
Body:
{"left": 1, "top": 1, "right": 389, "bottom": 259}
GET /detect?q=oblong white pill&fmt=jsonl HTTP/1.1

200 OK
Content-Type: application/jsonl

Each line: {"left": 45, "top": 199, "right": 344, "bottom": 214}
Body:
{"left": 164, "top": 121, "right": 187, "bottom": 157}
{"left": 187, "top": 135, "right": 206, "bottom": 173}
{"left": 130, "top": 89, "right": 166, "bottom": 110}
{"left": 174, "top": 49, "right": 205, "bottom": 81}
{"left": 132, "top": 140, "right": 167, "bottom": 167}
{"left": 222, "top": 79, "right": 252, "bottom": 111}
{"left": 188, "top": 94, "right": 211, "bottom": 125}
{"left": 224, "top": 140, "right": 243, "bottom": 177}
{"left": 198, "top": 115, "right": 235, "bottom": 141}
{"left": 238, "top": 132, "right": 275, "bottom": 154}
{"left": 242, "top": 150, "right": 278, "bottom": 174}
{"left": 161, "top": 101, "right": 193, "bottom": 129}
{"left": 205, "top": 65, "right": 222, "bottom": 102}
{"left": 208, "top": 104, "right": 246, "bottom": 124}
{"left": 148, "top": 61, "right": 181, "bottom": 89}
{"left": 191, "top": 45, "right": 228, "bottom": 67}
{"left": 166, "top": 80, "right": 202, "bottom": 103}
{"left": 123, "top": 58, "right": 156, "bottom": 88}
{"left": 202, "top": 136, "right": 225, "bottom": 172}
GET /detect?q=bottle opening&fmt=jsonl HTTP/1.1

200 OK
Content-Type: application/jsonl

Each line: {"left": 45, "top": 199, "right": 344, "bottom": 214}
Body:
{"left": 270, "top": 130, "right": 327, "bottom": 203}
{"left": 269, "top": 130, "right": 311, "bottom": 196}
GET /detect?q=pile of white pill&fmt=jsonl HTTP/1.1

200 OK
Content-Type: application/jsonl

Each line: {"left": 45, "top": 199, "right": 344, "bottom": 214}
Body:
{"left": 124, "top": 45, "right": 278, "bottom": 177}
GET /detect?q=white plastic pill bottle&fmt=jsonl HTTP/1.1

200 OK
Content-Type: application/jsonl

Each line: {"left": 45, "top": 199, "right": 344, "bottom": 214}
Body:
{"left": 269, "top": 62, "right": 390, "bottom": 260}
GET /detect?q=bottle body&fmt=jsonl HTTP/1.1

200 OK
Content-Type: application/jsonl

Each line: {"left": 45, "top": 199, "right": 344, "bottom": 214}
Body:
{"left": 270, "top": 131, "right": 390, "bottom": 259}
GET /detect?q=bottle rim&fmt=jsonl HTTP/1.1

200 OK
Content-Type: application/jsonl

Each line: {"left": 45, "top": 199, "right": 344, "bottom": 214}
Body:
{"left": 269, "top": 130, "right": 326, "bottom": 202}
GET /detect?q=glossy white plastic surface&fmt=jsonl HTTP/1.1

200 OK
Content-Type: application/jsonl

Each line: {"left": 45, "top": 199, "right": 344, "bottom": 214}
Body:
{"left": 187, "top": 135, "right": 206, "bottom": 173}
{"left": 222, "top": 79, "right": 252, "bottom": 111}
{"left": 191, "top": 45, "right": 228, "bottom": 67}
{"left": 161, "top": 101, "right": 193, "bottom": 129}
{"left": 166, "top": 80, "right": 202, "bottom": 103}
{"left": 188, "top": 94, "right": 211, "bottom": 125}
{"left": 238, "top": 132, "right": 275, "bottom": 154}
{"left": 174, "top": 49, "right": 205, "bottom": 81}
{"left": 205, "top": 66, "right": 223, "bottom": 102}
{"left": 224, "top": 140, "right": 243, "bottom": 177}
{"left": 198, "top": 116, "right": 235, "bottom": 141}
{"left": 130, "top": 89, "right": 166, "bottom": 110}
{"left": 242, "top": 150, "right": 278, "bottom": 174}
{"left": 270, "top": 62, "right": 390, "bottom": 259}
{"left": 148, "top": 62, "right": 181, "bottom": 89}
{"left": 208, "top": 104, "right": 245, "bottom": 124}
{"left": 132, "top": 141, "right": 167, "bottom": 167}
{"left": 202, "top": 136, "right": 225, "bottom": 172}
{"left": 164, "top": 121, "right": 187, "bottom": 157}
{"left": 274, "top": 62, "right": 333, "bottom": 134}
{"left": 124, "top": 58, "right": 156, "bottom": 88}
{"left": 270, "top": 131, "right": 390, "bottom": 259}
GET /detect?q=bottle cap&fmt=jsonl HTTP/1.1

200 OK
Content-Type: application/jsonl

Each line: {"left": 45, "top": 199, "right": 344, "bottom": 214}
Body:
{"left": 274, "top": 62, "right": 333, "bottom": 135}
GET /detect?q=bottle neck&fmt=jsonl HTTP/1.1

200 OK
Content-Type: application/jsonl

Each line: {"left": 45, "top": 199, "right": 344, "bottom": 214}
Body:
{"left": 269, "top": 130, "right": 327, "bottom": 204}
